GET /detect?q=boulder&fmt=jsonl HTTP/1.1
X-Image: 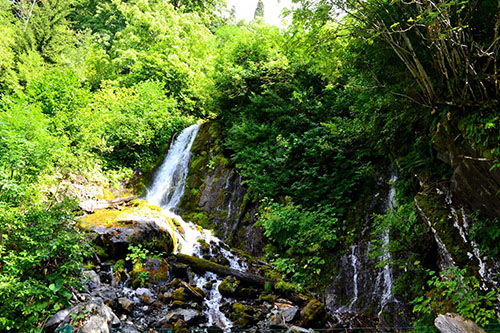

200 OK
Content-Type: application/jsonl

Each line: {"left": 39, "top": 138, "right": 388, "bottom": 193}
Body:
{"left": 78, "top": 200, "right": 176, "bottom": 257}
{"left": 44, "top": 297, "right": 119, "bottom": 333}
{"left": 435, "top": 313, "right": 485, "bottom": 333}
{"left": 142, "top": 258, "right": 169, "bottom": 282}
{"left": 275, "top": 302, "right": 299, "bottom": 322}
{"left": 231, "top": 302, "right": 256, "bottom": 328}
{"left": 218, "top": 277, "right": 240, "bottom": 297}
{"left": 83, "top": 270, "right": 100, "bottom": 290}
{"left": 296, "top": 299, "right": 326, "bottom": 328}
{"left": 136, "top": 288, "right": 155, "bottom": 305}
{"left": 166, "top": 309, "right": 202, "bottom": 324}
{"left": 118, "top": 297, "right": 135, "bottom": 312}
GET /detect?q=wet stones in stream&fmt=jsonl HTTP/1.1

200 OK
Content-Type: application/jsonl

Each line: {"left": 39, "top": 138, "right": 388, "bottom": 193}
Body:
{"left": 46, "top": 254, "right": 329, "bottom": 332}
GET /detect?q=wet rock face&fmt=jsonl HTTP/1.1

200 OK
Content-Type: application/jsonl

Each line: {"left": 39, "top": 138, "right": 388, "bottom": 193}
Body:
{"left": 415, "top": 191, "right": 500, "bottom": 289}
{"left": 324, "top": 174, "right": 414, "bottom": 328}
{"left": 325, "top": 242, "right": 406, "bottom": 325}
{"left": 434, "top": 120, "right": 500, "bottom": 219}
{"left": 179, "top": 121, "right": 263, "bottom": 255}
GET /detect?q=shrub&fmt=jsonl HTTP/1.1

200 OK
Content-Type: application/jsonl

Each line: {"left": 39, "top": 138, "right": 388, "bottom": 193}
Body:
{"left": 0, "top": 199, "right": 91, "bottom": 331}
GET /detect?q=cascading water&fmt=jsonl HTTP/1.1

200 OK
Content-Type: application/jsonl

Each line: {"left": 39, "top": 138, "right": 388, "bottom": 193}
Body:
{"left": 145, "top": 124, "right": 240, "bottom": 329}
{"left": 376, "top": 175, "right": 397, "bottom": 315}
{"left": 347, "top": 245, "right": 359, "bottom": 311}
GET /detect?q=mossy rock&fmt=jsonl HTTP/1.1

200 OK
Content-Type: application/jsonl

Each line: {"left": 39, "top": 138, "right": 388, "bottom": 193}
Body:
{"left": 297, "top": 299, "right": 326, "bottom": 328}
{"left": 137, "top": 257, "right": 169, "bottom": 283}
{"left": 218, "top": 276, "right": 240, "bottom": 297}
{"left": 197, "top": 239, "right": 210, "bottom": 253}
{"left": 113, "top": 259, "right": 127, "bottom": 283}
{"left": 231, "top": 302, "right": 255, "bottom": 328}
{"left": 274, "top": 280, "right": 296, "bottom": 294}
{"left": 171, "top": 300, "right": 188, "bottom": 309}
{"left": 258, "top": 294, "right": 276, "bottom": 303}
{"left": 78, "top": 200, "right": 177, "bottom": 258}
{"left": 173, "top": 287, "right": 189, "bottom": 302}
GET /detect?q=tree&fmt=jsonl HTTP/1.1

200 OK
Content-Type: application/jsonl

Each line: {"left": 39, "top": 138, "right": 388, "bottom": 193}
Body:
{"left": 14, "top": 0, "right": 75, "bottom": 65}
{"left": 229, "top": 5, "right": 236, "bottom": 23}
{"left": 109, "top": 0, "right": 217, "bottom": 117}
{"left": 254, "top": 0, "right": 264, "bottom": 19}
{"left": 293, "top": 0, "right": 500, "bottom": 109}
{"left": 0, "top": 0, "right": 18, "bottom": 90}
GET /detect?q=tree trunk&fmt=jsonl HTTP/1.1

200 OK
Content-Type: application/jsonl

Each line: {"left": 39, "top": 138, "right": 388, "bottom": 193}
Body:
{"left": 175, "top": 253, "right": 274, "bottom": 287}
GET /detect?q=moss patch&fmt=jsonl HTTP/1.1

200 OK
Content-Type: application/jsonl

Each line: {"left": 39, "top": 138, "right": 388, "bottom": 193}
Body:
{"left": 79, "top": 199, "right": 177, "bottom": 253}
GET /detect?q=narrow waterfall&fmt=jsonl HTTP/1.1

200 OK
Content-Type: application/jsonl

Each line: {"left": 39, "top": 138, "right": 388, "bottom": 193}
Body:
{"left": 347, "top": 245, "right": 359, "bottom": 311}
{"left": 376, "top": 175, "right": 397, "bottom": 315}
{"left": 145, "top": 124, "right": 238, "bottom": 329}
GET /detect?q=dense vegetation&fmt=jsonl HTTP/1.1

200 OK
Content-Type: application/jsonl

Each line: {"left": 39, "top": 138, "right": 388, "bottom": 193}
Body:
{"left": 0, "top": 0, "right": 499, "bottom": 330}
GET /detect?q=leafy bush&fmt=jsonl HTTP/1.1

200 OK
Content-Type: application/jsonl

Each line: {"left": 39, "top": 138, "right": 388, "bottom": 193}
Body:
{"left": 412, "top": 267, "right": 498, "bottom": 326}
{"left": 0, "top": 98, "right": 66, "bottom": 204}
{"left": 87, "top": 80, "right": 193, "bottom": 169}
{"left": 0, "top": 200, "right": 91, "bottom": 331}
{"left": 259, "top": 199, "right": 338, "bottom": 287}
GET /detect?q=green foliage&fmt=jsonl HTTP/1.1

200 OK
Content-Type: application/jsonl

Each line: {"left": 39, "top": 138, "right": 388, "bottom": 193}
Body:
{"left": 126, "top": 244, "right": 150, "bottom": 266}
{"left": 0, "top": 200, "right": 91, "bottom": 331}
{"left": 470, "top": 217, "right": 500, "bottom": 257}
{"left": 259, "top": 199, "right": 338, "bottom": 287}
{"left": 87, "top": 80, "right": 193, "bottom": 169}
{"left": 109, "top": 0, "right": 217, "bottom": 117}
{"left": 0, "top": 97, "right": 65, "bottom": 203}
{"left": 0, "top": 0, "right": 18, "bottom": 91}
{"left": 14, "top": 0, "right": 76, "bottom": 66}
{"left": 254, "top": 0, "right": 264, "bottom": 19}
{"left": 412, "top": 267, "right": 499, "bottom": 326}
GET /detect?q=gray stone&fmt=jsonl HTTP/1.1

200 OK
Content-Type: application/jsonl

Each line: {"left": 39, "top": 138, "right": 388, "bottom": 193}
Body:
{"left": 83, "top": 270, "right": 100, "bottom": 290}
{"left": 174, "top": 308, "right": 201, "bottom": 323}
{"left": 435, "top": 313, "right": 485, "bottom": 333}
{"left": 136, "top": 288, "right": 154, "bottom": 305}
{"left": 275, "top": 302, "right": 299, "bottom": 322}
{"left": 118, "top": 297, "right": 135, "bottom": 312}
{"left": 44, "top": 308, "right": 71, "bottom": 330}
{"left": 45, "top": 297, "right": 118, "bottom": 333}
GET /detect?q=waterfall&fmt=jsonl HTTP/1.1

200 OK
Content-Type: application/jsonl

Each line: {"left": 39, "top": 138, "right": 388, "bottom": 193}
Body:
{"left": 145, "top": 124, "right": 237, "bottom": 329}
{"left": 146, "top": 124, "right": 200, "bottom": 210}
{"left": 376, "top": 175, "right": 397, "bottom": 315}
{"left": 347, "top": 245, "right": 359, "bottom": 311}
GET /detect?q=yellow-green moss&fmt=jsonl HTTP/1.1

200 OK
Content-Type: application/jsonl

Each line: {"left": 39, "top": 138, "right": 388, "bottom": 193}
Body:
{"left": 79, "top": 199, "right": 177, "bottom": 252}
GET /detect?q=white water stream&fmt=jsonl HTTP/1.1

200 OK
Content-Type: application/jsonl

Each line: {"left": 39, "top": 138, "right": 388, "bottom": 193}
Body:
{"left": 347, "top": 245, "right": 359, "bottom": 311}
{"left": 145, "top": 124, "right": 241, "bottom": 329}
{"left": 376, "top": 175, "right": 397, "bottom": 316}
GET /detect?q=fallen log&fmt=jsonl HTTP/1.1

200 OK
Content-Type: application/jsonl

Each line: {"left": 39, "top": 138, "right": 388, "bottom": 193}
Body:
{"left": 175, "top": 253, "right": 274, "bottom": 288}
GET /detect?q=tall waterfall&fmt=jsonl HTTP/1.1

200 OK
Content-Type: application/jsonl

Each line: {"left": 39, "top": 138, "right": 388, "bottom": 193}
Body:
{"left": 146, "top": 124, "right": 200, "bottom": 211}
{"left": 145, "top": 124, "right": 241, "bottom": 329}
